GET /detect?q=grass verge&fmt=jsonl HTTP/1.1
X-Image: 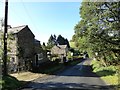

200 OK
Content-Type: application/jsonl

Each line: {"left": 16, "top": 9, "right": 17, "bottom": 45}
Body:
{"left": 101, "top": 75, "right": 118, "bottom": 85}
{"left": 91, "top": 60, "right": 119, "bottom": 88}
{"left": 0, "top": 75, "right": 22, "bottom": 90}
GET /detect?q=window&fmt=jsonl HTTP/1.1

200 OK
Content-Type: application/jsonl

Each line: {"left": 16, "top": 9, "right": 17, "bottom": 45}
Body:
{"left": 38, "top": 53, "right": 43, "bottom": 60}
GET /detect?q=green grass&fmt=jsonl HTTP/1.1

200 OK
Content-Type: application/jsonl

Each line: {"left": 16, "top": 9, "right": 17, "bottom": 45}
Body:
{"left": 0, "top": 75, "right": 22, "bottom": 90}
{"left": 91, "top": 60, "right": 119, "bottom": 86}
{"left": 101, "top": 75, "right": 118, "bottom": 85}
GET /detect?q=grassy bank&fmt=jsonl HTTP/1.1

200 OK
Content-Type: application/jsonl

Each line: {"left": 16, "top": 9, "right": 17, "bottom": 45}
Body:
{"left": 0, "top": 75, "right": 23, "bottom": 90}
{"left": 91, "top": 60, "right": 119, "bottom": 87}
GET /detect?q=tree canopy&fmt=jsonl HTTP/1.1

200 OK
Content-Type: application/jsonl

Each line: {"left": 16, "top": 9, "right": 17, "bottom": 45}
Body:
{"left": 47, "top": 34, "right": 56, "bottom": 49}
{"left": 57, "top": 35, "right": 70, "bottom": 48}
{"left": 47, "top": 34, "right": 70, "bottom": 49}
{"left": 72, "top": 1, "right": 120, "bottom": 66}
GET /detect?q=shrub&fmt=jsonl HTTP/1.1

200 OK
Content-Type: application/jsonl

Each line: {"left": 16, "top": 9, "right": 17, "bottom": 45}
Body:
{"left": 1, "top": 75, "right": 21, "bottom": 90}
{"left": 91, "top": 60, "right": 103, "bottom": 71}
{"left": 67, "top": 51, "right": 73, "bottom": 60}
{"left": 91, "top": 59, "right": 118, "bottom": 76}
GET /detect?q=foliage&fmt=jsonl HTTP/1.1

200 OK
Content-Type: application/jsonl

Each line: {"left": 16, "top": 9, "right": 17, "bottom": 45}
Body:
{"left": 69, "top": 41, "right": 75, "bottom": 48}
{"left": 67, "top": 51, "right": 73, "bottom": 60}
{"left": 91, "top": 60, "right": 119, "bottom": 86}
{"left": 47, "top": 34, "right": 57, "bottom": 49}
{"left": 101, "top": 76, "right": 118, "bottom": 85}
{"left": 0, "top": 32, "right": 3, "bottom": 61}
{"left": 91, "top": 60, "right": 104, "bottom": 71}
{"left": 47, "top": 34, "right": 70, "bottom": 49}
{"left": 49, "top": 54, "right": 60, "bottom": 62}
{"left": 73, "top": 49, "right": 80, "bottom": 56}
{"left": 42, "top": 42, "right": 48, "bottom": 51}
{"left": 57, "top": 35, "right": 70, "bottom": 48}
{"left": 65, "top": 38, "right": 70, "bottom": 48}
{"left": 57, "top": 35, "right": 65, "bottom": 45}
{"left": 1, "top": 75, "right": 21, "bottom": 90}
{"left": 72, "top": 2, "right": 120, "bottom": 66}
{"left": 51, "top": 56, "right": 60, "bottom": 61}
{"left": 0, "top": 30, "right": 13, "bottom": 63}
{"left": 91, "top": 60, "right": 117, "bottom": 72}
{"left": 0, "top": 20, "right": 17, "bottom": 75}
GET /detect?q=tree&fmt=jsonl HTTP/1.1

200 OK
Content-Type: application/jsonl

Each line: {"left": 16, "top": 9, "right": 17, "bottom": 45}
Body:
{"left": 43, "top": 42, "right": 46, "bottom": 47}
{"left": 0, "top": 31, "right": 13, "bottom": 75}
{"left": 47, "top": 34, "right": 56, "bottom": 49}
{"left": 0, "top": 32, "right": 3, "bottom": 61}
{"left": 65, "top": 38, "right": 70, "bottom": 48}
{"left": 0, "top": 18, "right": 4, "bottom": 29}
{"left": 56, "top": 35, "right": 70, "bottom": 48}
{"left": 0, "top": 19, "right": 4, "bottom": 63}
{"left": 56, "top": 35, "right": 65, "bottom": 45}
{"left": 73, "top": 1, "right": 120, "bottom": 66}
{"left": 42, "top": 42, "right": 46, "bottom": 50}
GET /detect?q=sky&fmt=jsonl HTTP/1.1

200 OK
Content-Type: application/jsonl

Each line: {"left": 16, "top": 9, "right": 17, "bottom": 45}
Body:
{"left": 0, "top": 1, "right": 81, "bottom": 43}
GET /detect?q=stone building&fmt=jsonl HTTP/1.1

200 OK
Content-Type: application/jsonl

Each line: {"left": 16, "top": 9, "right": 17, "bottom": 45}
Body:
{"left": 0, "top": 25, "right": 49, "bottom": 72}
{"left": 8, "top": 25, "right": 35, "bottom": 72}
{"left": 51, "top": 45, "right": 68, "bottom": 62}
{"left": 34, "top": 39, "right": 48, "bottom": 66}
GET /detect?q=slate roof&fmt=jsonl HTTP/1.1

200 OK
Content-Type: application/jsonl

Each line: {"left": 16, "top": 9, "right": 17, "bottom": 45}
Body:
{"left": 35, "top": 39, "right": 40, "bottom": 43}
{"left": 56, "top": 45, "right": 67, "bottom": 49}
{"left": 35, "top": 39, "right": 41, "bottom": 45}
{"left": 7, "top": 25, "right": 35, "bottom": 37}
{"left": 8, "top": 25, "right": 27, "bottom": 34}
{"left": 51, "top": 45, "right": 68, "bottom": 55}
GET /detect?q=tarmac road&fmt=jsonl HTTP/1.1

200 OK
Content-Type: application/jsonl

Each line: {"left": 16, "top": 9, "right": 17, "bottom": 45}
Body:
{"left": 21, "top": 59, "right": 114, "bottom": 90}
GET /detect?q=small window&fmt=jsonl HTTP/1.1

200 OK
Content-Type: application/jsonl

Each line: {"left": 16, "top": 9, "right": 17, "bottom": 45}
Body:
{"left": 11, "top": 57, "right": 15, "bottom": 62}
{"left": 38, "top": 53, "right": 43, "bottom": 60}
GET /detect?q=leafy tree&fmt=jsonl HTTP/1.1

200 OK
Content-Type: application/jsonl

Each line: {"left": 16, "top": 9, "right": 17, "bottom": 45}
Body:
{"left": 56, "top": 35, "right": 65, "bottom": 45}
{"left": 56, "top": 35, "right": 70, "bottom": 48}
{"left": 53, "top": 34, "right": 57, "bottom": 41}
{"left": 47, "top": 34, "right": 56, "bottom": 49}
{"left": 73, "top": 1, "right": 120, "bottom": 66}
{"left": 42, "top": 42, "right": 47, "bottom": 50}
{"left": 0, "top": 31, "right": 3, "bottom": 61}
{"left": 42, "top": 42, "right": 46, "bottom": 47}
{"left": 65, "top": 38, "right": 70, "bottom": 48}
{"left": 0, "top": 19, "right": 4, "bottom": 63}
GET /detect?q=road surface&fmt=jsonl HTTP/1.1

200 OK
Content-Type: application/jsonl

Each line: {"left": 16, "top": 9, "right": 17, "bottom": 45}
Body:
{"left": 21, "top": 59, "right": 114, "bottom": 90}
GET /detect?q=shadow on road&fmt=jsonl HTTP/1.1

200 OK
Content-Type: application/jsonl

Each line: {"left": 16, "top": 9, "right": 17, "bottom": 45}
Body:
{"left": 19, "top": 60, "right": 119, "bottom": 90}
{"left": 55, "top": 65, "right": 100, "bottom": 77}
{"left": 22, "top": 81, "right": 117, "bottom": 90}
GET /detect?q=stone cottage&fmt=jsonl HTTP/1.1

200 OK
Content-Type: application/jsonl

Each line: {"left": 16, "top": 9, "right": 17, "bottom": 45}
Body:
{"left": 8, "top": 25, "right": 35, "bottom": 72}
{"left": 34, "top": 39, "right": 48, "bottom": 66}
{"left": 51, "top": 45, "right": 68, "bottom": 62}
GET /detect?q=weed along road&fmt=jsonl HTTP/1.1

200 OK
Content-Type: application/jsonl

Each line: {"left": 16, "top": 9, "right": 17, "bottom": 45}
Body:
{"left": 21, "top": 59, "right": 113, "bottom": 90}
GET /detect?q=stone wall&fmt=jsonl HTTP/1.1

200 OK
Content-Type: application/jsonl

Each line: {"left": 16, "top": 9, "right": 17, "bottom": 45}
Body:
{"left": 8, "top": 26, "right": 35, "bottom": 72}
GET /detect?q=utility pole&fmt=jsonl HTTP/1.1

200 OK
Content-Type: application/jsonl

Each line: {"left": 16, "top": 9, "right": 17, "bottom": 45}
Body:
{"left": 3, "top": 0, "right": 8, "bottom": 76}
